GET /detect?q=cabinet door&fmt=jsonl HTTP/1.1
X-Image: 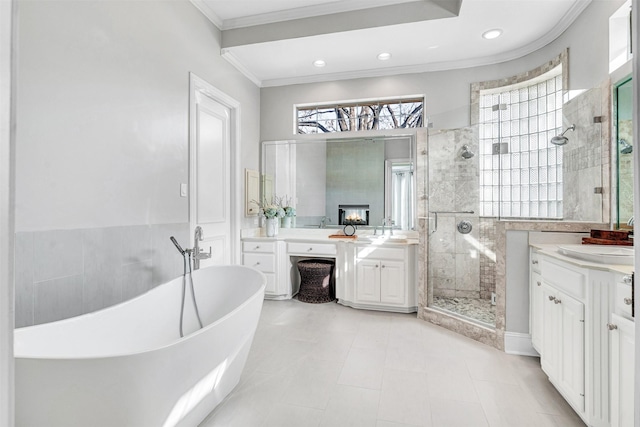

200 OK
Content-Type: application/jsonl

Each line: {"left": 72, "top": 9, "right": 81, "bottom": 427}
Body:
{"left": 356, "top": 260, "right": 381, "bottom": 302}
{"left": 541, "top": 284, "right": 560, "bottom": 379}
{"left": 531, "top": 271, "right": 544, "bottom": 352}
{"left": 380, "top": 260, "right": 405, "bottom": 305}
{"left": 557, "top": 291, "right": 585, "bottom": 412}
{"left": 611, "top": 314, "right": 635, "bottom": 427}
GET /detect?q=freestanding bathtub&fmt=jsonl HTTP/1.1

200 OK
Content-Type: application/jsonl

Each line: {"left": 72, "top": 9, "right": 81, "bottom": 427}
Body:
{"left": 14, "top": 265, "right": 266, "bottom": 427}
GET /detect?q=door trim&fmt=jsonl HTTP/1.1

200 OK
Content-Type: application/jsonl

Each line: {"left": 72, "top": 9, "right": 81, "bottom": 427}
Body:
{"left": 189, "top": 73, "right": 241, "bottom": 264}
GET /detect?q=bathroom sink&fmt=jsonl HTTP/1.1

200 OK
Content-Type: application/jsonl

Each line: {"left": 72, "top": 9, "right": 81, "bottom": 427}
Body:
{"left": 557, "top": 244, "right": 634, "bottom": 265}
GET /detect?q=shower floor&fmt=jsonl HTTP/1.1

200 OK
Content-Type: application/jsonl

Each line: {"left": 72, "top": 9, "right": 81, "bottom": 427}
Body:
{"left": 432, "top": 296, "right": 495, "bottom": 326}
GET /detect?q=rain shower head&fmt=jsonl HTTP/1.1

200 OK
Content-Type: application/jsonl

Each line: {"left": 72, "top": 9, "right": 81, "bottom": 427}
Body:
{"left": 550, "top": 124, "right": 575, "bottom": 146}
{"left": 620, "top": 139, "right": 633, "bottom": 154}
{"left": 461, "top": 144, "right": 475, "bottom": 159}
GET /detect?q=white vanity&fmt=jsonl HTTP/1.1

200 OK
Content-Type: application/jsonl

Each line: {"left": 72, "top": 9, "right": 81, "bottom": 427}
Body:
{"left": 241, "top": 229, "right": 418, "bottom": 313}
{"left": 530, "top": 242, "right": 634, "bottom": 427}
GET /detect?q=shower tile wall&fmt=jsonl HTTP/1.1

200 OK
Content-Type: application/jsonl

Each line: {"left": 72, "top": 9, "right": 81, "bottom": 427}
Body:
{"left": 479, "top": 218, "right": 497, "bottom": 300}
{"left": 14, "top": 223, "right": 188, "bottom": 327}
{"left": 428, "top": 127, "right": 481, "bottom": 299}
{"left": 562, "top": 83, "right": 610, "bottom": 222}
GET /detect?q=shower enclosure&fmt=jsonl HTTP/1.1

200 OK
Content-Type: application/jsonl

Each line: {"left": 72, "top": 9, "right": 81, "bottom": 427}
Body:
{"left": 420, "top": 62, "right": 607, "bottom": 332}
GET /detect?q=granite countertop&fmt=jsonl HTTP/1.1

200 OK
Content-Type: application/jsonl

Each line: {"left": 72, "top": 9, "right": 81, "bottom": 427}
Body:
{"left": 530, "top": 243, "right": 634, "bottom": 275}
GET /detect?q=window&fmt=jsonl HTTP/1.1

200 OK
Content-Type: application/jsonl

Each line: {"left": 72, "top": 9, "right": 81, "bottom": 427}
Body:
{"left": 478, "top": 66, "right": 563, "bottom": 219}
{"left": 296, "top": 97, "right": 424, "bottom": 134}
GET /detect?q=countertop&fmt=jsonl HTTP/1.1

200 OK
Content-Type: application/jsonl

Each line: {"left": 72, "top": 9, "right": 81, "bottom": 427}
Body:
{"left": 241, "top": 228, "right": 419, "bottom": 246}
{"left": 530, "top": 243, "right": 634, "bottom": 275}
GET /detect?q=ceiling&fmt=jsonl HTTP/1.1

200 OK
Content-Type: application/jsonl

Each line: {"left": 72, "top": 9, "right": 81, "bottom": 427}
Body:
{"left": 190, "top": 0, "right": 592, "bottom": 87}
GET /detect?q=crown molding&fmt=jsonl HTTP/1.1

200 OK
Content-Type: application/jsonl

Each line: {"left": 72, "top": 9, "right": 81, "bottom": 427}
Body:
{"left": 189, "top": 0, "right": 223, "bottom": 30}
{"left": 220, "top": 49, "right": 263, "bottom": 87}
{"left": 258, "top": 0, "right": 591, "bottom": 87}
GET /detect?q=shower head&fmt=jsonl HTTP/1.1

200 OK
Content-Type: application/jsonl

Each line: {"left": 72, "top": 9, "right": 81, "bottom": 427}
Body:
{"left": 620, "top": 139, "right": 633, "bottom": 154}
{"left": 550, "top": 124, "right": 576, "bottom": 146}
{"left": 461, "top": 144, "right": 475, "bottom": 159}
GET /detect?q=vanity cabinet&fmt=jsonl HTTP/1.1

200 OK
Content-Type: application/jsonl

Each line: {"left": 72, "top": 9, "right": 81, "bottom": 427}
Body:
{"left": 356, "top": 259, "right": 405, "bottom": 305}
{"left": 540, "top": 283, "right": 585, "bottom": 411}
{"left": 342, "top": 244, "right": 416, "bottom": 313}
{"left": 530, "top": 250, "right": 543, "bottom": 352}
{"left": 530, "top": 247, "right": 635, "bottom": 427}
{"left": 242, "top": 240, "right": 290, "bottom": 299}
{"left": 610, "top": 313, "right": 634, "bottom": 427}
{"left": 609, "top": 273, "right": 635, "bottom": 427}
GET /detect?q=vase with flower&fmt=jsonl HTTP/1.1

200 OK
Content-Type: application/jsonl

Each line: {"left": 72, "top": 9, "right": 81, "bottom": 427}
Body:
{"left": 255, "top": 198, "right": 285, "bottom": 237}
{"left": 278, "top": 196, "right": 296, "bottom": 228}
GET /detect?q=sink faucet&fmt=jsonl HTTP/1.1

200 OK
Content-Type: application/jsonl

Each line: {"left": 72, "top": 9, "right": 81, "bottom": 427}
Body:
{"left": 628, "top": 216, "right": 634, "bottom": 227}
{"left": 192, "top": 226, "right": 211, "bottom": 270}
{"left": 381, "top": 217, "right": 394, "bottom": 236}
{"left": 320, "top": 216, "right": 330, "bottom": 228}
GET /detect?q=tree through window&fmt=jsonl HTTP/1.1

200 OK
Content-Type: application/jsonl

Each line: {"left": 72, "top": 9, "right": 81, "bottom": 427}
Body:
{"left": 297, "top": 98, "right": 424, "bottom": 134}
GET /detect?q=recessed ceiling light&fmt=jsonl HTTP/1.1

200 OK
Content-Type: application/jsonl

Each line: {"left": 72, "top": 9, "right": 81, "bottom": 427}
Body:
{"left": 482, "top": 29, "right": 503, "bottom": 40}
{"left": 313, "top": 59, "right": 326, "bottom": 67}
{"left": 427, "top": 45, "right": 439, "bottom": 50}
{"left": 377, "top": 52, "right": 392, "bottom": 61}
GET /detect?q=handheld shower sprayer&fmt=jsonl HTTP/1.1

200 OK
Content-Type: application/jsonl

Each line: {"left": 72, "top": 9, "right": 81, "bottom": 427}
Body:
{"left": 170, "top": 236, "right": 185, "bottom": 255}
{"left": 169, "top": 236, "right": 204, "bottom": 337}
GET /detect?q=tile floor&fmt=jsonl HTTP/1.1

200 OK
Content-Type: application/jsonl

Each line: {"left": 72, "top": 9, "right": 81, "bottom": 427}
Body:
{"left": 200, "top": 299, "right": 586, "bottom": 427}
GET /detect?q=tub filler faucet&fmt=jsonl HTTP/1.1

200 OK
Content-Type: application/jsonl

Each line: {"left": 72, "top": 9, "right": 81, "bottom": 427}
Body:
{"left": 193, "top": 226, "right": 211, "bottom": 270}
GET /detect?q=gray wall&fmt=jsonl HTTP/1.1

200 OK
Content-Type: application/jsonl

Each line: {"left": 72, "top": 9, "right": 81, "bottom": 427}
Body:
{"left": 14, "top": 0, "right": 261, "bottom": 326}
{"left": 505, "top": 230, "right": 531, "bottom": 334}
{"left": 260, "top": 1, "right": 622, "bottom": 141}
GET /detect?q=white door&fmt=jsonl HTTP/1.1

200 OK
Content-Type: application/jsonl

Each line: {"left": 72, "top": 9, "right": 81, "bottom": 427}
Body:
{"left": 190, "top": 80, "right": 231, "bottom": 267}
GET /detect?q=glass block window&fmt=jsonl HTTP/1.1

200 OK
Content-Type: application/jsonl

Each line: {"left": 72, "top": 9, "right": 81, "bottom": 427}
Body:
{"left": 296, "top": 97, "right": 424, "bottom": 134}
{"left": 479, "top": 67, "right": 563, "bottom": 219}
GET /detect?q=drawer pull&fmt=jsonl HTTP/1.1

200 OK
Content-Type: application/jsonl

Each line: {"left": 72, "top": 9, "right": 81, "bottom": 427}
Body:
{"left": 254, "top": 245, "right": 260, "bottom": 250}
{"left": 607, "top": 323, "right": 618, "bottom": 331}
{"left": 254, "top": 262, "right": 260, "bottom": 267}
{"left": 548, "top": 295, "right": 556, "bottom": 302}
{"left": 554, "top": 298, "right": 562, "bottom": 305}
{"left": 624, "top": 297, "right": 633, "bottom": 305}
{"left": 381, "top": 265, "right": 385, "bottom": 268}
{"left": 537, "top": 281, "right": 541, "bottom": 287}
{"left": 307, "top": 248, "right": 313, "bottom": 252}
{"left": 532, "top": 260, "right": 539, "bottom": 265}
{"left": 623, "top": 275, "right": 633, "bottom": 284}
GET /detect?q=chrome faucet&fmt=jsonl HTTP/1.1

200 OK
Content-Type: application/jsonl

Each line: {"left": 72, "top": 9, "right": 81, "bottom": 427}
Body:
{"left": 381, "top": 217, "right": 394, "bottom": 236}
{"left": 320, "top": 216, "right": 330, "bottom": 228}
{"left": 628, "top": 216, "right": 634, "bottom": 227}
{"left": 192, "top": 226, "right": 211, "bottom": 270}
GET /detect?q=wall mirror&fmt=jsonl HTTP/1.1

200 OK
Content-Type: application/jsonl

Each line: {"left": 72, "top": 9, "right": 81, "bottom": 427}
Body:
{"left": 615, "top": 76, "right": 633, "bottom": 229}
{"left": 261, "top": 136, "right": 416, "bottom": 230}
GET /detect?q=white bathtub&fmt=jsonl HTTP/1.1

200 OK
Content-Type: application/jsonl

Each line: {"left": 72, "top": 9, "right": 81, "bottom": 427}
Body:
{"left": 14, "top": 265, "right": 266, "bottom": 427}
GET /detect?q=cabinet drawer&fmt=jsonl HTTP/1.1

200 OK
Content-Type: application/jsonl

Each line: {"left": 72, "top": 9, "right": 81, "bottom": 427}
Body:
{"left": 541, "top": 257, "right": 585, "bottom": 300}
{"left": 531, "top": 250, "right": 541, "bottom": 273}
{"left": 356, "top": 246, "right": 404, "bottom": 260}
{"left": 615, "top": 280, "right": 633, "bottom": 320}
{"left": 242, "top": 253, "right": 276, "bottom": 272}
{"left": 287, "top": 242, "right": 336, "bottom": 256}
{"left": 242, "top": 241, "right": 276, "bottom": 253}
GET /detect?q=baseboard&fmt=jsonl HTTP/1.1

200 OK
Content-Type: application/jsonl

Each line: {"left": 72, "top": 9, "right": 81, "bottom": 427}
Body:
{"left": 504, "top": 332, "right": 539, "bottom": 356}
